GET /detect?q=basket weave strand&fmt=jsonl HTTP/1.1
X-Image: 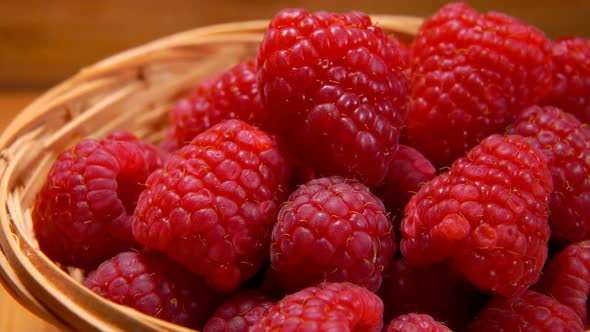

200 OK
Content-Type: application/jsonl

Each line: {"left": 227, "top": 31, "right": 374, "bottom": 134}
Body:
{"left": 0, "top": 16, "right": 422, "bottom": 331}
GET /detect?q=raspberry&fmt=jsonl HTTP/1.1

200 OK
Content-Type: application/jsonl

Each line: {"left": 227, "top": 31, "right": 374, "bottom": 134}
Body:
{"left": 509, "top": 105, "right": 590, "bottom": 243}
{"left": 542, "top": 37, "right": 590, "bottom": 123}
{"left": 133, "top": 120, "right": 290, "bottom": 292}
{"left": 270, "top": 176, "right": 395, "bottom": 292}
{"left": 378, "top": 258, "right": 470, "bottom": 330}
{"left": 537, "top": 241, "right": 590, "bottom": 324}
{"left": 401, "top": 134, "right": 553, "bottom": 297}
{"left": 257, "top": 8, "right": 409, "bottom": 185}
{"left": 467, "top": 290, "right": 584, "bottom": 332}
{"left": 84, "top": 251, "right": 220, "bottom": 329}
{"left": 159, "top": 127, "right": 179, "bottom": 153}
{"left": 407, "top": 3, "right": 552, "bottom": 167}
{"left": 203, "top": 290, "right": 275, "bottom": 332}
{"left": 250, "top": 282, "right": 384, "bottom": 332}
{"left": 385, "top": 314, "right": 451, "bottom": 332}
{"left": 171, "top": 59, "right": 266, "bottom": 147}
{"left": 32, "top": 132, "right": 164, "bottom": 269}
{"left": 374, "top": 144, "right": 436, "bottom": 215}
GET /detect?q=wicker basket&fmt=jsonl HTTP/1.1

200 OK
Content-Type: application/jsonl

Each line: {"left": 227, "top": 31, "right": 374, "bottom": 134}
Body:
{"left": 0, "top": 15, "right": 422, "bottom": 331}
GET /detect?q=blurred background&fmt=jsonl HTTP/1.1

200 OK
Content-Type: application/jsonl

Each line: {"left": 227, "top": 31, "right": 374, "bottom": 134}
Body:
{"left": 2, "top": 0, "right": 590, "bottom": 91}
{"left": 0, "top": 0, "right": 589, "bottom": 330}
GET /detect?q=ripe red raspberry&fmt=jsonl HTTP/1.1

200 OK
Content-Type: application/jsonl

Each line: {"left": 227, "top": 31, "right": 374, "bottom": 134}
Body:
{"left": 542, "top": 37, "right": 590, "bottom": 123}
{"left": 374, "top": 144, "right": 436, "bottom": 215}
{"left": 32, "top": 132, "right": 164, "bottom": 269}
{"left": 250, "top": 282, "right": 384, "bottom": 332}
{"left": 407, "top": 3, "right": 552, "bottom": 167}
{"left": 270, "top": 176, "right": 395, "bottom": 292}
{"left": 203, "top": 290, "right": 275, "bottom": 332}
{"left": 378, "top": 259, "right": 470, "bottom": 330}
{"left": 385, "top": 314, "right": 451, "bottom": 332}
{"left": 133, "top": 120, "right": 290, "bottom": 292}
{"left": 536, "top": 241, "right": 590, "bottom": 324}
{"left": 84, "top": 251, "right": 220, "bottom": 329}
{"left": 467, "top": 290, "right": 584, "bottom": 332}
{"left": 171, "top": 59, "right": 266, "bottom": 147}
{"left": 401, "top": 134, "right": 553, "bottom": 297}
{"left": 257, "top": 8, "right": 409, "bottom": 185}
{"left": 509, "top": 105, "right": 590, "bottom": 243}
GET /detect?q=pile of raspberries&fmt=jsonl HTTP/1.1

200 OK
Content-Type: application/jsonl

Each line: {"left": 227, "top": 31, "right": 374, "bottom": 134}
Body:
{"left": 32, "top": 3, "right": 590, "bottom": 331}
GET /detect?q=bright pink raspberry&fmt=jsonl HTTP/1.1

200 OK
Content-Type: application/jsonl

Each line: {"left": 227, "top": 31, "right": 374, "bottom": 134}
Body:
{"left": 251, "top": 282, "right": 384, "bottom": 332}
{"left": 385, "top": 314, "right": 451, "bottom": 332}
{"left": 32, "top": 132, "right": 164, "bottom": 269}
{"left": 84, "top": 251, "right": 220, "bottom": 329}
{"left": 542, "top": 37, "right": 590, "bottom": 123}
{"left": 374, "top": 144, "right": 436, "bottom": 215}
{"left": 257, "top": 8, "right": 409, "bottom": 185}
{"left": 401, "top": 134, "right": 553, "bottom": 297}
{"left": 203, "top": 290, "right": 275, "bottom": 332}
{"left": 537, "top": 240, "right": 590, "bottom": 324}
{"left": 271, "top": 176, "right": 395, "bottom": 292}
{"left": 407, "top": 3, "right": 552, "bottom": 167}
{"left": 171, "top": 59, "right": 267, "bottom": 147}
{"left": 467, "top": 290, "right": 583, "bottom": 332}
{"left": 378, "top": 259, "right": 470, "bottom": 330}
{"left": 133, "top": 120, "right": 290, "bottom": 293}
{"left": 509, "top": 105, "right": 590, "bottom": 243}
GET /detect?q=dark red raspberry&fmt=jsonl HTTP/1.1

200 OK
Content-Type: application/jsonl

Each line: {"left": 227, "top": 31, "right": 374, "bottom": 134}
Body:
{"left": 85, "top": 251, "right": 219, "bottom": 329}
{"left": 203, "top": 290, "right": 274, "bottom": 332}
{"left": 509, "top": 105, "right": 590, "bottom": 243}
{"left": 32, "top": 132, "right": 164, "bottom": 269}
{"left": 257, "top": 8, "right": 409, "bottom": 185}
{"left": 537, "top": 241, "right": 590, "bottom": 324}
{"left": 374, "top": 144, "right": 436, "bottom": 215}
{"left": 171, "top": 59, "right": 266, "bottom": 147}
{"left": 542, "top": 37, "right": 590, "bottom": 123}
{"left": 385, "top": 314, "right": 451, "bottom": 332}
{"left": 401, "top": 134, "right": 553, "bottom": 297}
{"left": 270, "top": 176, "right": 395, "bottom": 292}
{"left": 378, "top": 258, "right": 470, "bottom": 330}
{"left": 258, "top": 266, "right": 289, "bottom": 300}
{"left": 467, "top": 290, "right": 584, "bottom": 332}
{"left": 250, "top": 282, "right": 384, "bottom": 332}
{"left": 407, "top": 3, "right": 552, "bottom": 167}
{"left": 133, "top": 120, "right": 290, "bottom": 293}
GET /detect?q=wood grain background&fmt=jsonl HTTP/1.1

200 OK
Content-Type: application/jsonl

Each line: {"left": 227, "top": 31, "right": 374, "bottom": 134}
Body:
{"left": 0, "top": 1, "right": 589, "bottom": 330}
{"left": 2, "top": 0, "right": 590, "bottom": 90}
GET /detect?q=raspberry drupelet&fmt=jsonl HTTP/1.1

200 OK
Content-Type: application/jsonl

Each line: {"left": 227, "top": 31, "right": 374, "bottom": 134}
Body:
{"left": 203, "top": 290, "right": 275, "bottom": 332}
{"left": 85, "top": 251, "right": 220, "bottom": 329}
{"left": 170, "top": 59, "right": 267, "bottom": 148}
{"left": 509, "top": 105, "right": 590, "bottom": 243}
{"left": 250, "top": 282, "right": 384, "bottom": 332}
{"left": 385, "top": 313, "right": 451, "bottom": 332}
{"left": 542, "top": 37, "right": 590, "bottom": 123}
{"left": 406, "top": 3, "right": 553, "bottom": 167}
{"left": 401, "top": 134, "right": 553, "bottom": 297}
{"left": 33, "top": 132, "right": 164, "bottom": 269}
{"left": 257, "top": 8, "right": 409, "bottom": 185}
{"left": 467, "top": 290, "right": 584, "bottom": 332}
{"left": 537, "top": 240, "right": 590, "bottom": 324}
{"left": 132, "top": 120, "right": 290, "bottom": 293}
{"left": 270, "top": 176, "right": 395, "bottom": 292}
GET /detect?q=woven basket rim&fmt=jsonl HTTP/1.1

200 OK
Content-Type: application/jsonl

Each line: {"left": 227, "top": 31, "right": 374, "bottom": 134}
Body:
{"left": 0, "top": 15, "right": 423, "bottom": 331}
